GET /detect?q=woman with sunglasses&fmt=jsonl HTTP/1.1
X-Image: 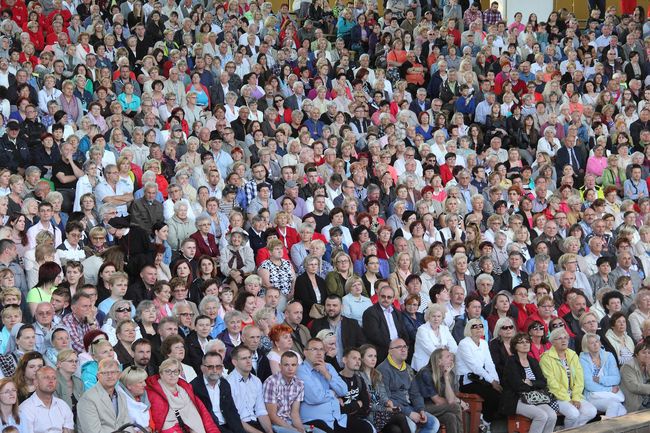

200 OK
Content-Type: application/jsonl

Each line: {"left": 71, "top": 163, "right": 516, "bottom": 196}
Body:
{"left": 527, "top": 320, "right": 551, "bottom": 361}
{"left": 540, "top": 328, "right": 597, "bottom": 428}
{"left": 500, "top": 333, "right": 557, "bottom": 433}
{"left": 456, "top": 318, "right": 502, "bottom": 429}
{"left": 489, "top": 317, "right": 517, "bottom": 381}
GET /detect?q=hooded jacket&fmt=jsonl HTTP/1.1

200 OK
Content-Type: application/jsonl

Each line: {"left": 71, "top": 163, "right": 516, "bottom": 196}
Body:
{"left": 539, "top": 345, "right": 584, "bottom": 402}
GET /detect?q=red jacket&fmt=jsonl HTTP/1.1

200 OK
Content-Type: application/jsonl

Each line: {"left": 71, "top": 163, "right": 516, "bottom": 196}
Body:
{"left": 190, "top": 231, "right": 219, "bottom": 258}
{"left": 146, "top": 375, "right": 220, "bottom": 433}
{"left": 276, "top": 226, "right": 300, "bottom": 252}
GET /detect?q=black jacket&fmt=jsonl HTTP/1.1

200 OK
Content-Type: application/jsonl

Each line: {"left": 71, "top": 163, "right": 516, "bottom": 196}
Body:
{"left": 499, "top": 355, "right": 549, "bottom": 416}
{"left": 0, "top": 135, "right": 29, "bottom": 172}
{"left": 362, "top": 303, "right": 409, "bottom": 362}
{"left": 294, "top": 273, "right": 328, "bottom": 325}
{"left": 184, "top": 331, "right": 211, "bottom": 374}
{"left": 191, "top": 374, "right": 246, "bottom": 433}
{"left": 499, "top": 269, "right": 530, "bottom": 292}
{"left": 310, "top": 316, "right": 367, "bottom": 350}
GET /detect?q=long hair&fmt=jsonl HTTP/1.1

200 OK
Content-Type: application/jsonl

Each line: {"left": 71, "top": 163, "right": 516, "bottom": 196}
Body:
{"left": 359, "top": 344, "right": 381, "bottom": 386}
{"left": 429, "top": 347, "right": 453, "bottom": 399}
{"left": 13, "top": 351, "right": 44, "bottom": 402}
{"left": 0, "top": 378, "right": 19, "bottom": 423}
{"left": 7, "top": 214, "right": 27, "bottom": 247}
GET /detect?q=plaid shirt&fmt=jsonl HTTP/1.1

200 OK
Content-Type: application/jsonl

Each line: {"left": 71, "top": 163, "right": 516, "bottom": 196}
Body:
{"left": 463, "top": 9, "right": 482, "bottom": 28}
{"left": 263, "top": 372, "right": 305, "bottom": 423}
{"left": 483, "top": 9, "right": 503, "bottom": 26}
{"left": 62, "top": 313, "right": 93, "bottom": 353}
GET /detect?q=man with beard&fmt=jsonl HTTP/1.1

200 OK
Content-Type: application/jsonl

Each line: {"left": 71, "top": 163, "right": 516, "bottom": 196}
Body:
{"left": 130, "top": 338, "right": 155, "bottom": 375}
{"left": 338, "top": 348, "right": 372, "bottom": 430}
{"left": 192, "top": 351, "right": 246, "bottom": 433}
{"left": 310, "top": 295, "right": 366, "bottom": 365}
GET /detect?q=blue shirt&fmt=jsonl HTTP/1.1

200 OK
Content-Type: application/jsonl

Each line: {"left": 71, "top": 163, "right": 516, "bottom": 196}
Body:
{"left": 624, "top": 178, "right": 648, "bottom": 201}
{"left": 296, "top": 361, "right": 348, "bottom": 428}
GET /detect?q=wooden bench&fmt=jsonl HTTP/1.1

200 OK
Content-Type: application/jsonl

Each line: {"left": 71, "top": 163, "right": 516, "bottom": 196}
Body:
{"left": 508, "top": 415, "right": 532, "bottom": 433}
{"left": 457, "top": 392, "right": 484, "bottom": 433}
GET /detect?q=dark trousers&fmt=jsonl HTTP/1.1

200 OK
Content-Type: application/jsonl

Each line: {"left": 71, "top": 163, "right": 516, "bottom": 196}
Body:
{"left": 459, "top": 380, "right": 502, "bottom": 422}
{"left": 424, "top": 402, "right": 463, "bottom": 433}
{"left": 305, "top": 417, "right": 374, "bottom": 433}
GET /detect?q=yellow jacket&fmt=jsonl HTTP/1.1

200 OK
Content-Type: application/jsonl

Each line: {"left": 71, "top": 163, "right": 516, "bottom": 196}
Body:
{"left": 540, "top": 346, "right": 584, "bottom": 402}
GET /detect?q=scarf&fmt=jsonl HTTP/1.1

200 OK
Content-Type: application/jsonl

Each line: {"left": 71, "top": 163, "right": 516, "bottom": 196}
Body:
{"left": 387, "top": 354, "right": 406, "bottom": 371}
{"left": 228, "top": 247, "right": 244, "bottom": 270}
{"left": 159, "top": 380, "right": 206, "bottom": 433}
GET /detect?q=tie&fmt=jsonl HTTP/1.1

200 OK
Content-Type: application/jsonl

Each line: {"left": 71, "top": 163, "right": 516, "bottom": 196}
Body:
{"left": 571, "top": 148, "right": 580, "bottom": 170}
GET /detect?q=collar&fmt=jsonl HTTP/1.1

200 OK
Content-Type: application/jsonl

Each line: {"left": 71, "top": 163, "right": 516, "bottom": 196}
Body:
{"left": 387, "top": 354, "right": 406, "bottom": 371}
{"left": 381, "top": 305, "right": 393, "bottom": 314}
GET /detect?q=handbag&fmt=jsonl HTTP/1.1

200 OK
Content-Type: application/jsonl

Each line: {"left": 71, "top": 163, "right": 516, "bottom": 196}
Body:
{"left": 520, "top": 390, "right": 552, "bottom": 406}
{"left": 309, "top": 303, "right": 326, "bottom": 319}
{"left": 373, "top": 409, "right": 397, "bottom": 431}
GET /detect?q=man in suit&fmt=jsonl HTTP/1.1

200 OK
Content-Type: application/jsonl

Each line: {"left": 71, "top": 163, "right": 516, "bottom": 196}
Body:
{"left": 284, "top": 81, "right": 306, "bottom": 111}
{"left": 554, "top": 138, "right": 585, "bottom": 182}
{"left": 128, "top": 182, "right": 164, "bottom": 233}
{"left": 311, "top": 295, "right": 367, "bottom": 361}
{"left": 210, "top": 71, "right": 231, "bottom": 107}
{"left": 77, "top": 358, "right": 130, "bottom": 433}
{"left": 191, "top": 351, "right": 247, "bottom": 433}
{"left": 362, "top": 281, "right": 409, "bottom": 362}
{"left": 499, "top": 251, "right": 530, "bottom": 293}
{"left": 408, "top": 88, "right": 431, "bottom": 116}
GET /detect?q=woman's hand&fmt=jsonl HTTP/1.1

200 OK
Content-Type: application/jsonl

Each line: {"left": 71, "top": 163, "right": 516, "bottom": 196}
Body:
{"left": 491, "top": 381, "right": 503, "bottom": 392}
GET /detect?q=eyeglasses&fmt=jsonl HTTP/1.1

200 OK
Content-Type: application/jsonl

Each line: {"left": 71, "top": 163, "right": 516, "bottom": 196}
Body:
{"left": 100, "top": 370, "right": 120, "bottom": 376}
{"left": 501, "top": 325, "right": 515, "bottom": 330}
{"left": 178, "top": 312, "right": 194, "bottom": 317}
{"left": 116, "top": 307, "right": 130, "bottom": 313}
{"left": 515, "top": 339, "right": 531, "bottom": 345}
{"left": 389, "top": 344, "right": 408, "bottom": 350}
{"left": 203, "top": 364, "right": 224, "bottom": 370}
{"left": 162, "top": 369, "right": 181, "bottom": 376}
{"left": 471, "top": 323, "right": 484, "bottom": 329}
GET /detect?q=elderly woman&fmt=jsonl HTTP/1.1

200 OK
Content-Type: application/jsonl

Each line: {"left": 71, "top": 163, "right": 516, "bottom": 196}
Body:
{"left": 190, "top": 216, "right": 219, "bottom": 258}
{"left": 219, "top": 228, "right": 255, "bottom": 287}
{"left": 412, "top": 304, "right": 458, "bottom": 371}
{"left": 540, "top": 328, "right": 597, "bottom": 428}
{"left": 198, "top": 295, "right": 225, "bottom": 338}
{"left": 629, "top": 290, "right": 650, "bottom": 343}
{"left": 500, "top": 333, "right": 557, "bottom": 433}
{"left": 579, "top": 333, "right": 626, "bottom": 418}
{"left": 605, "top": 311, "right": 635, "bottom": 366}
{"left": 290, "top": 223, "right": 316, "bottom": 269}
{"left": 102, "top": 300, "right": 141, "bottom": 345}
{"left": 556, "top": 253, "right": 592, "bottom": 303}
{"left": 456, "top": 318, "right": 502, "bottom": 426}
{"left": 217, "top": 310, "right": 243, "bottom": 369}
{"left": 117, "top": 366, "right": 151, "bottom": 428}
{"left": 146, "top": 358, "right": 219, "bottom": 433}
{"left": 621, "top": 337, "right": 650, "bottom": 412}
{"left": 489, "top": 317, "right": 517, "bottom": 381}
{"left": 167, "top": 201, "right": 195, "bottom": 251}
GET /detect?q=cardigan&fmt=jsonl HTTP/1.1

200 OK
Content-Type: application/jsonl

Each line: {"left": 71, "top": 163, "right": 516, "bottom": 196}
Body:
{"left": 411, "top": 323, "right": 458, "bottom": 371}
{"left": 620, "top": 358, "right": 650, "bottom": 412}
{"left": 579, "top": 348, "right": 621, "bottom": 398}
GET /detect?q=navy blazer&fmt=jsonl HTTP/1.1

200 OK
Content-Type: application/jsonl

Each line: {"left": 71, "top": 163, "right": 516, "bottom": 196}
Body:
{"left": 191, "top": 374, "right": 246, "bottom": 433}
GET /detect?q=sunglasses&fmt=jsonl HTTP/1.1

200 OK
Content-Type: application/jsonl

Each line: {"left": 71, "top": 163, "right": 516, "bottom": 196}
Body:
{"left": 471, "top": 323, "right": 484, "bottom": 329}
{"left": 501, "top": 325, "right": 515, "bottom": 330}
{"left": 116, "top": 307, "right": 130, "bottom": 313}
{"left": 531, "top": 325, "right": 545, "bottom": 331}
{"left": 550, "top": 322, "right": 565, "bottom": 329}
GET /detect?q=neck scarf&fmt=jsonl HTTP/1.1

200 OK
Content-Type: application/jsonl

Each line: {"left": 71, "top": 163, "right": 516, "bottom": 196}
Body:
{"left": 387, "top": 354, "right": 406, "bottom": 371}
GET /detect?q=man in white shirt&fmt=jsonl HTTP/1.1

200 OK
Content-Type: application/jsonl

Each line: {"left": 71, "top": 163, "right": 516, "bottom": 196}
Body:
{"left": 163, "top": 183, "right": 196, "bottom": 221}
{"left": 26, "top": 201, "right": 62, "bottom": 249}
{"left": 94, "top": 164, "right": 134, "bottom": 217}
{"left": 226, "top": 346, "right": 274, "bottom": 433}
{"left": 20, "top": 366, "right": 74, "bottom": 433}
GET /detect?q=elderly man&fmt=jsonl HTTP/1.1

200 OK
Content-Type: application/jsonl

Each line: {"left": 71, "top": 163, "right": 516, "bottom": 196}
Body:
{"left": 20, "top": 367, "right": 75, "bottom": 433}
{"left": 33, "top": 302, "right": 56, "bottom": 353}
{"left": 129, "top": 182, "right": 164, "bottom": 232}
{"left": 77, "top": 358, "right": 130, "bottom": 433}
{"left": 94, "top": 164, "right": 134, "bottom": 217}
{"left": 610, "top": 251, "right": 644, "bottom": 293}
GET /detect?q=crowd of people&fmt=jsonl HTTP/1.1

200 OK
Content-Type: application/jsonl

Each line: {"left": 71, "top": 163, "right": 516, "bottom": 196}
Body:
{"left": 0, "top": 0, "right": 648, "bottom": 432}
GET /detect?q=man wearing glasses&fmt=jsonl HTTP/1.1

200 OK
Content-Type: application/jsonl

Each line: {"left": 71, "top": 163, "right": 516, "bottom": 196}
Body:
{"left": 192, "top": 351, "right": 246, "bottom": 433}
{"left": 377, "top": 339, "right": 440, "bottom": 433}
{"left": 77, "top": 358, "right": 130, "bottom": 433}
